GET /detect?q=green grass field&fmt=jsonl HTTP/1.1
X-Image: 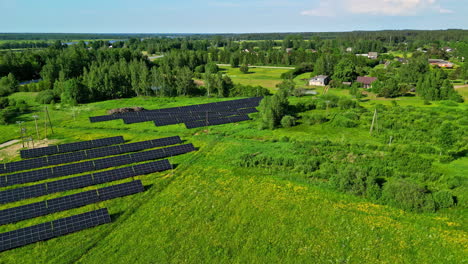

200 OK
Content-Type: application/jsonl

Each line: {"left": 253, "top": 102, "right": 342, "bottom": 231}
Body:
{"left": 220, "top": 67, "right": 290, "bottom": 90}
{"left": 0, "top": 92, "right": 465, "bottom": 263}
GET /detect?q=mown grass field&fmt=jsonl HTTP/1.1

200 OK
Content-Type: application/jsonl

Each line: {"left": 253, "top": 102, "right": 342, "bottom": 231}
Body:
{"left": 0, "top": 89, "right": 466, "bottom": 263}
{"left": 220, "top": 67, "right": 290, "bottom": 90}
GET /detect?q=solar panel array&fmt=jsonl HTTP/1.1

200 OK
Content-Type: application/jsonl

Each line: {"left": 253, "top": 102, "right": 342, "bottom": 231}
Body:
{"left": 20, "top": 136, "right": 125, "bottom": 159}
{"left": 1, "top": 136, "right": 181, "bottom": 174}
{"left": 0, "top": 143, "right": 194, "bottom": 187}
{"left": 0, "top": 134, "right": 195, "bottom": 252}
{"left": 89, "top": 97, "right": 262, "bottom": 128}
{"left": 0, "top": 160, "right": 171, "bottom": 204}
{"left": 0, "top": 181, "right": 143, "bottom": 226}
{"left": 0, "top": 208, "right": 111, "bottom": 252}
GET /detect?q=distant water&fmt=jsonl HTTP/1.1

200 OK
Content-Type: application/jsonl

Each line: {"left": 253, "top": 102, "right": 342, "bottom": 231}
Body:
{"left": 64, "top": 40, "right": 126, "bottom": 45}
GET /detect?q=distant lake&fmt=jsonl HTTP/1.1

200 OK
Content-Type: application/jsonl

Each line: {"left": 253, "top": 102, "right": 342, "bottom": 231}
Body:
{"left": 64, "top": 40, "right": 126, "bottom": 45}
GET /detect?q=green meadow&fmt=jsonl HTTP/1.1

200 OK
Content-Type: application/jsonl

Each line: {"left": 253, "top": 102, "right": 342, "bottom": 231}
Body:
{"left": 0, "top": 88, "right": 466, "bottom": 263}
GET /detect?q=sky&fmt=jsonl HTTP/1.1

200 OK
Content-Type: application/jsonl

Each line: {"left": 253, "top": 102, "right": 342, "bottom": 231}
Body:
{"left": 1, "top": 0, "right": 467, "bottom": 33}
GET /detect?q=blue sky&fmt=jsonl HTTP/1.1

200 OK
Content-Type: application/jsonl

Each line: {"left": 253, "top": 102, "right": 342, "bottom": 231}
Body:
{"left": 1, "top": 0, "right": 467, "bottom": 33}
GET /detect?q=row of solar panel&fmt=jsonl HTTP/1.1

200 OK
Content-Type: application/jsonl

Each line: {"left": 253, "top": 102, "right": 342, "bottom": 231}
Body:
{"left": 19, "top": 136, "right": 125, "bottom": 159}
{"left": 0, "top": 160, "right": 171, "bottom": 204}
{"left": 89, "top": 97, "right": 262, "bottom": 123}
{"left": 1, "top": 136, "right": 181, "bottom": 174}
{"left": 0, "top": 208, "right": 111, "bottom": 252}
{"left": 0, "top": 181, "right": 143, "bottom": 226}
{"left": 122, "top": 108, "right": 258, "bottom": 126}
{"left": 185, "top": 115, "right": 252, "bottom": 129}
{"left": 0, "top": 144, "right": 195, "bottom": 187}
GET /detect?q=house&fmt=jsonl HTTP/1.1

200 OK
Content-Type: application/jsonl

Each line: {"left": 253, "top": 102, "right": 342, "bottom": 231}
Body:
{"left": 368, "top": 52, "right": 378, "bottom": 59}
{"left": 395, "top": 57, "right": 408, "bottom": 64}
{"left": 309, "top": 75, "right": 330, "bottom": 86}
{"left": 346, "top": 47, "right": 353, "bottom": 52}
{"left": 357, "top": 76, "right": 377, "bottom": 89}
{"left": 429, "top": 59, "right": 454, "bottom": 68}
{"left": 285, "top": 48, "right": 293, "bottom": 53}
{"left": 443, "top": 47, "right": 453, "bottom": 52}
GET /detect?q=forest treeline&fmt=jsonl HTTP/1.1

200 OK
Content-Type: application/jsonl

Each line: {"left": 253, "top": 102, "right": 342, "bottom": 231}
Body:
{"left": 0, "top": 31, "right": 467, "bottom": 123}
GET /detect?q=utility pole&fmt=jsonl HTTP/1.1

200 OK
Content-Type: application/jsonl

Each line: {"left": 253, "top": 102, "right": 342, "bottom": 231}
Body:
{"left": 32, "top": 115, "right": 39, "bottom": 139}
{"left": 16, "top": 121, "right": 24, "bottom": 148}
{"left": 45, "top": 106, "right": 54, "bottom": 134}
{"left": 370, "top": 109, "right": 377, "bottom": 135}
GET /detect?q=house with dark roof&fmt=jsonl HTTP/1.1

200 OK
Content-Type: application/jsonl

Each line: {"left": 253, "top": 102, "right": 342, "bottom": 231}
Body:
{"left": 429, "top": 59, "right": 454, "bottom": 68}
{"left": 368, "top": 52, "right": 378, "bottom": 59}
{"left": 357, "top": 76, "right": 378, "bottom": 89}
{"left": 309, "top": 75, "right": 330, "bottom": 86}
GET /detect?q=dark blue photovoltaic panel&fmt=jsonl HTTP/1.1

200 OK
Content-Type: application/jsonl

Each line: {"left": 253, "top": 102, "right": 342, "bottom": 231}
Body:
{"left": 92, "top": 166, "right": 136, "bottom": 184}
{"left": 47, "top": 190, "right": 99, "bottom": 213}
{"left": 51, "top": 208, "right": 111, "bottom": 237}
{"left": 119, "top": 141, "right": 153, "bottom": 153}
{"left": 0, "top": 202, "right": 48, "bottom": 225}
{"left": 46, "top": 174, "right": 94, "bottom": 194}
{"left": 93, "top": 155, "right": 133, "bottom": 170}
{"left": 0, "top": 222, "right": 53, "bottom": 252}
{"left": 0, "top": 176, "right": 6, "bottom": 187}
{"left": 47, "top": 151, "right": 86, "bottom": 166}
{"left": 132, "top": 159, "right": 171, "bottom": 175}
{"left": 85, "top": 145, "right": 121, "bottom": 159}
{"left": 0, "top": 208, "right": 110, "bottom": 252}
{"left": 97, "top": 180, "right": 144, "bottom": 201}
{"left": 0, "top": 180, "right": 143, "bottom": 225}
{"left": 52, "top": 161, "right": 94, "bottom": 178}
{"left": 20, "top": 136, "right": 125, "bottom": 159}
{"left": 5, "top": 158, "right": 47, "bottom": 173}
{"left": 0, "top": 184, "right": 47, "bottom": 204}
{"left": 0, "top": 160, "right": 171, "bottom": 204}
{"left": 130, "top": 149, "right": 165, "bottom": 163}
{"left": 6, "top": 168, "right": 53, "bottom": 187}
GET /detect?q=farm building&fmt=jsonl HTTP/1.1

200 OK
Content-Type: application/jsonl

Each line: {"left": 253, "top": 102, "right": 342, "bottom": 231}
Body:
{"left": 309, "top": 75, "right": 330, "bottom": 86}
{"left": 357, "top": 76, "right": 377, "bottom": 89}
{"left": 368, "top": 52, "right": 378, "bottom": 59}
{"left": 429, "top": 59, "right": 454, "bottom": 68}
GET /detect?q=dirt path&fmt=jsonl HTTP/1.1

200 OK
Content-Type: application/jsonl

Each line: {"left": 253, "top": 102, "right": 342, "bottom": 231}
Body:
{"left": 0, "top": 139, "right": 19, "bottom": 149}
{"left": 454, "top": 84, "right": 468, "bottom": 89}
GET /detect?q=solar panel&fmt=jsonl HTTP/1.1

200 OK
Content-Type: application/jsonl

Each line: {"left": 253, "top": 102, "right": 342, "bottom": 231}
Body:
{"left": 85, "top": 145, "right": 122, "bottom": 159}
{"left": 0, "top": 184, "right": 47, "bottom": 204}
{"left": 133, "top": 159, "right": 172, "bottom": 174}
{"left": 0, "top": 181, "right": 143, "bottom": 225}
{"left": 20, "top": 136, "right": 125, "bottom": 159}
{"left": 51, "top": 208, "right": 111, "bottom": 237}
{"left": 93, "top": 155, "right": 133, "bottom": 170}
{"left": 0, "top": 160, "right": 171, "bottom": 204}
{"left": 0, "top": 208, "right": 110, "bottom": 252}
{"left": 97, "top": 180, "right": 144, "bottom": 201}
{"left": 93, "top": 167, "right": 134, "bottom": 184}
{"left": 0, "top": 201, "right": 48, "bottom": 226}
{"left": 46, "top": 174, "right": 94, "bottom": 194}
{"left": 47, "top": 151, "right": 87, "bottom": 166}
{"left": 47, "top": 190, "right": 100, "bottom": 213}
{"left": 4, "top": 158, "right": 47, "bottom": 173}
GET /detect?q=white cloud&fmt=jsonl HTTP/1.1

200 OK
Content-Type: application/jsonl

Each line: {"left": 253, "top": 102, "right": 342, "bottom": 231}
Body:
{"left": 438, "top": 8, "right": 454, "bottom": 14}
{"left": 300, "top": 0, "right": 453, "bottom": 16}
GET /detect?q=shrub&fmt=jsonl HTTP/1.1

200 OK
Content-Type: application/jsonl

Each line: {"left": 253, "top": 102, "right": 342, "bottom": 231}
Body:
{"left": 381, "top": 179, "right": 435, "bottom": 212}
{"left": 240, "top": 64, "right": 249, "bottom": 74}
{"left": 281, "top": 115, "right": 296, "bottom": 128}
{"left": 331, "top": 115, "right": 358, "bottom": 128}
{"left": 303, "top": 113, "right": 328, "bottom": 125}
{"left": 433, "top": 190, "right": 454, "bottom": 209}
{"left": 36, "top": 90, "right": 58, "bottom": 104}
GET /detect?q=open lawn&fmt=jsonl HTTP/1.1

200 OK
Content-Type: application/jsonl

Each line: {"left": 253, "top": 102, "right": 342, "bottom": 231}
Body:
{"left": 220, "top": 66, "right": 290, "bottom": 91}
{"left": 0, "top": 93, "right": 466, "bottom": 263}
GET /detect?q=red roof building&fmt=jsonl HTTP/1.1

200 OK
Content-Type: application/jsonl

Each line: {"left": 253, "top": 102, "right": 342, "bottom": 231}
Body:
{"left": 357, "top": 76, "right": 378, "bottom": 89}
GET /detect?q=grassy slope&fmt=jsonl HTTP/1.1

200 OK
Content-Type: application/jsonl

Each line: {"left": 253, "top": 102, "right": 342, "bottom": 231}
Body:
{"left": 0, "top": 90, "right": 466, "bottom": 262}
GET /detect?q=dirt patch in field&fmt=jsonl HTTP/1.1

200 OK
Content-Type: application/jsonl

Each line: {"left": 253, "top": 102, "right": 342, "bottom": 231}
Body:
{"left": 454, "top": 85, "right": 468, "bottom": 89}
{"left": 0, "top": 139, "right": 59, "bottom": 161}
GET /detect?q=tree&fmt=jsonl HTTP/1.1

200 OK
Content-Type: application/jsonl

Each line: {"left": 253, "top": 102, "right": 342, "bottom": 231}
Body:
{"left": 175, "top": 67, "right": 196, "bottom": 96}
{"left": 0, "top": 73, "right": 18, "bottom": 96}
{"left": 332, "top": 57, "right": 358, "bottom": 82}
{"left": 258, "top": 88, "right": 289, "bottom": 129}
{"left": 377, "top": 78, "right": 401, "bottom": 98}
{"left": 61, "top": 79, "right": 87, "bottom": 105}
{"left": 281, "top": 115, "right": 296, "bottom": 128}
{"left": 230, "top": 55, "right": 240, "bottom": 68}
{"left": 239, "top": 64, "right": 249, "bottom": 74}
{"left": 436, "top": 121, "right": 455, "bottom": 153}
